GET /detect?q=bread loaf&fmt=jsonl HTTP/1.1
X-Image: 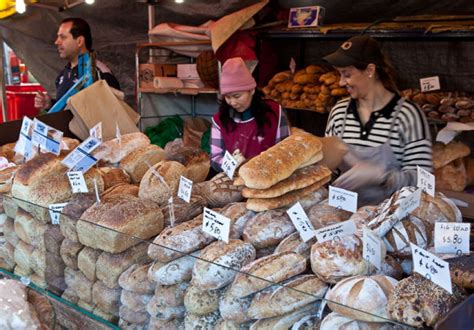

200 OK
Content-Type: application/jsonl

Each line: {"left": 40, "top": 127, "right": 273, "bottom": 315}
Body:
{"left": 98, "top": 166, "right": 131, "bottom": 189}
{"left": 219, "top": 202, "right": 255, "bottom": 239}
{"left": 77, "top": 246, "right": 101, "bottom": 282}
{"left": 327, "top": 275, "right": 398, "bottom": 322}
{"left": 146, "top": 297, "right": 186, "bottom": 321}
{"left": 0, "top": 165, "right": 16, "bottom": 194}
{"left": 92, "top": 307, "right": 119, "bottom": 323}
{"left": 2, "top": 195, "right": 18, "bottom": 219}
{"left": 387, "top": 273, "right": 466, "bottom": 327}
{"left": 121, "top": 144, "right": 166, "bottom": 183}
{"left": 165, "top": 147, "right": 210, "bottom": 183}
{"left": 274, "top": 232, "right": 315, "bottom": 260}
{"left": 118, "top": 263, "right": 155, "bottom": 295}
{"left": 293, "top": 186, "right": 328, "bottom": 212}
{"left": 148, "top": 317, "right": 184, "bottom": 330}
{"left": 446, "top": 254, "right": 474, "bottom": 289}
{"left": 101, "top": 183, "right": 139, "bottom": 200}
{"left": 248, "top": 274, "right": 328, "bottom": 319}
{"left": 14, "top": 240, "right": 34, "bottom": 273}
{"left": 77, "top": 196, "right": 163, "bottom": 254}
{"left": 382, "top": 215, "right": 429, "bottom": 257}
{"left": 92, "top": 280, "right": 121, "bottom": 315}
{"left": 215, "top": 319, "right": 253, "bottom": 330}
{"left": 194, "top": 172, "right": 243, "bottom": 208}
{"left": 0, "top": 243, "right": 15, "bottom": 271}
{"left": 435, "top": 158, "right": 467, "bottom": 191}
{"left": 308, "top": 200, "right": 352, "bottom": 229}
{"left": 148, "top": 214, "right": 214, "bottom": 263}
{"left": 13, "top": 265, "right": 32, "bottom": 277}
{"left": 229, "top": 252, "right": 306, "bottom": 298}
{"left": 14, "top": 209, "right": 47, "bottom": 247}
{"left": 148, "top": 251, "right": 199, "bottom": 285}
{"left": 192, "top": 240, "right": 256, "bottom": 290}
{"left": 184, "top": 311, "right": 220, "bottom": 329}
{"left": 120, "top": 289, "right": 152, "bottom": 313}
{"left": 119, "top": 305, "right": 149, "bottom": 325}
{"left": 152, "top": 282, "right": 188, "bottom": 307}
{"left": 59, "top": 238, "right": 83, "bottom": 270}
{"left": 64, "top": 267, "right": 93, "bottom": 303}
{"left": 31, "top": 248, "right": 66, "bottom": 278}
{"left": 433, "top": 141, "right": 470, "bottom": 169}
{"left": 61, "top": 287, "right": 79, "bottom": 305}
{"left": 320, "top": 312, "right": 394, "bottom": 330}
{"left": 219, "top": 287, "right": 253, "bottom": 323}
{"left": 92, "top": 132, "right": 150, "bottom": 164}
{"left": 184, "top": 285, "right": 222, "bottom": 315}
{"left": 138, "top": 160, "right": 187, "bottom": 206}
{"left": 242, "top": 209, "right": 295, "bottom": 249}
{"left": 161, "top": 194, "right": 206, "bottom": 227}
{"left": 239, "top": 131, "right": 323, "bottom": 189}
{"left": 59, "top": 193, "right": 96, "bottom": 242}
{"left": 249, "top": 302, "right": 318, "bottom": 330}
{"left": 96, "top": 241, "right": 150, "bottom": 289}
{"left": 4, "top": 216, "right": 18, "bottom": 246}
{"left": 38, "top": 224, "right": 64, "bottom": 255}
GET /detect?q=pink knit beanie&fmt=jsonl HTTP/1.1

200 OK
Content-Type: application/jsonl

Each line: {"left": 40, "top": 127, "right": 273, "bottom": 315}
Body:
{"left": 219, "top": 57, "right": 257, "bottom": 95}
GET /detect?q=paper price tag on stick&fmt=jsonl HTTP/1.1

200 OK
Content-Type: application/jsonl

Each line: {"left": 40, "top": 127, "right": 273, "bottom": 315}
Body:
{"left": 31, "top": 118, "right": 63, "bottom": 155}
{"left": 287, "top": 202, "right": 316, "bottom": 242}
{"left": 315, "top": 219, "right": 356, "bottom": 243}
{"left": 202, "top": 207, "right": 230, "bottom": 243}
{"left": 67, "top": 171, "right": 88, "bottom": 193}
{"left": 417, "top": 166, "right": 435, "bottom": 197}
{"left": 420, "top": 76, "right": 441, "bottom": 92}
{"left": 48, "top": 202, "right": 68, "bottom": 225}
{"left": 222, "top": 151, "right": 238, "bottom": 179}
{"left": 329, "top": 186, "right": 358, "bottom": 213}
{"left": 362, "top": 227, "right": 384, "bottom": 270}
{"left": 177, "top": 176, "right": 193, "bottom": 203}
{"left": 435, "top": 222, "right": 470, "bottom": 255}
{"left": 396, "top": 188, "right": 421, "bottom": 219}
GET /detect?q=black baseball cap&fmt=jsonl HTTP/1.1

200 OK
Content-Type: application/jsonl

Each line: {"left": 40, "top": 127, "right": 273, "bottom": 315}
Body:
{"left": 323, "top": 35, "right": 384, "bottom": 68}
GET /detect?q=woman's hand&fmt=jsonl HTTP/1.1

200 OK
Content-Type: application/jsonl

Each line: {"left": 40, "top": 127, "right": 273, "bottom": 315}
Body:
{"left": 333, "top": 161, "right": 386, "bottom": 191}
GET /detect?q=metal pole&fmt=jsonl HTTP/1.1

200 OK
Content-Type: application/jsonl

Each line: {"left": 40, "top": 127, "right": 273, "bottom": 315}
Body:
{"left": 148, "top": 4, "right": 155, "bottom": 63}
{"left": 0, "top": 33, "right": 7, "bottom": 123}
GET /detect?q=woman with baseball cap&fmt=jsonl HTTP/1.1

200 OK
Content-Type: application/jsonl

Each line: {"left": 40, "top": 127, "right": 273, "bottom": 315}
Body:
{"left": 324, "top": 35, "right": 433, "bottom": 205}
{"left": 210, "top": 57, "right": 290, "bottom": 171}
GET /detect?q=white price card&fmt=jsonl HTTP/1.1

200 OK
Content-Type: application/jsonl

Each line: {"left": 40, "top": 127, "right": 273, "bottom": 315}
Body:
{"left": 315, "top": 219, "right": 356, "bottom": 243}
{"left": 420, "top": 76, "right": 441, "bottom": 93}
{"left": 31, "top": 118, "right": 63, "bottom": 155}
{"left": 363, "top": 227, "right": 384, "bottom": 270}
{"left": 222, "top": 150, "right": 238, "bottom": 179}
{"left": 328, "top": 186, "right": 358, "bottom": 213}
{"left": 396, "top": 188, "right": 421, "bottom": 219}
{"left": 435, "top": 222, "right": 470, "bottom": 255}
{"left": 417, "top": 166, "right": 435, "bottom": 197}
{"left": 411, "top": 243, "right": 452, "bottom": 294}
{"left": 89, "top": 122, "right": 103, "bottom": 141}
{"left": 14, "top": 116, "right": 34, "bottom": 160}
{"left": 202, "top": 207, "right": 231, "bottom": 243}
{"left": 61, "top": 136, "right": 101, "bottom": 173}
{"left": 289, "top": 57, "right": 296, "bottom": 74}
{"left": 177, "top": 176, "right": 193, "bottom": 203}
{"left": 287, "top": 202, "right": 316, "bottom": 242}
{"left": 48, "top": 202, "right": 68, "bottom": 225}
{"left": 67, "top": 171, "right": 89, "bottom": 193}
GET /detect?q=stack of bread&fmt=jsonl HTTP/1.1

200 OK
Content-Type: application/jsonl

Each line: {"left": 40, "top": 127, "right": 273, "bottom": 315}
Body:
{"left": 262, "top": 65, "right": 349, "bottom": 112}
{"left": 0, "top": 195, "right": 16, "bottom": 271}
{"left": 235, "top": 129, "right": 331, "bottom": 212}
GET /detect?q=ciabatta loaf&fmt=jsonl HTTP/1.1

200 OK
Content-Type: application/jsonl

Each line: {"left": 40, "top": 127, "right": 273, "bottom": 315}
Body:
{"left": 239, "top": 131, "right": 323, "bottom": 189}
{"left": 120, "top": 144, "right": 165, "bottom": 183}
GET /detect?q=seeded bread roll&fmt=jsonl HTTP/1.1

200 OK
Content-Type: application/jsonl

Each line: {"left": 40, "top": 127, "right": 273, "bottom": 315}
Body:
{"left": 184, "top": 285, "right": 223, "bottom": 316}
{"left": 120, "top": 144, "right": 166, "bottom": 183}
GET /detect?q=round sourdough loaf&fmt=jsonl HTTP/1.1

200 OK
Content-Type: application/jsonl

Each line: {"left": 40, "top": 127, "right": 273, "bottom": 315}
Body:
{"left": 166, "top": 147, "right": 210, "bottom": 183}
{"left": 274, "top": 232, "right": 316, "bottom": 260}
{"left": 327, "top": 275, "right": 398, "bottom": 322}
{"left": 220, "top": 202, "right": 255, "bottom": 239}
{"left": 118, "top": 263, "right": 155, "bottom": 295}
{"left": 308, "top": 200, "right": 352, "bottom": 229}
{"left": 97, "top": 167, "right": 131, "bottom": 189}
{"left": 120, "top": 144, "right": 165, "bottom": 183}
{"left": 320, "top": 312, "right": 395, "bottom": 330}
{"left": 184, "top": 285, "right": 223, "bottom": 315}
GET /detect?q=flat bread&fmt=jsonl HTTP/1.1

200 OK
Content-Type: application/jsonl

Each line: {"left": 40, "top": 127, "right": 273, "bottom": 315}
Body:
{"left": 246, "top": 176, "right": 331, "bottom": 212}
{"left": 297, "top": 151, "right": 323, "bottom": 169}
{"left": 242, "top": 164, "right": 330, "bottom": 199}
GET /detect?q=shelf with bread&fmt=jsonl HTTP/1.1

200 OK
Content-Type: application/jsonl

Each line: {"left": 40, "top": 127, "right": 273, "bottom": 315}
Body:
{"left": 0, "top": 129, "right": 472, "bottom": 329}
{"left": 140, "top": 86, "right": 218, "bottom": 95}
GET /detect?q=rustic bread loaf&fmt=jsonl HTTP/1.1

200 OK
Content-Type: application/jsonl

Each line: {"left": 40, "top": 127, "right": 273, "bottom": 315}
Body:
{"left": 229, "top": 251, "right": 306, "bottom": 298}
{"left": 215, "top": 319, "right": 253, "bottom": 330}
{"left": 382, "top": 215, "right": 430, "bottom": 258}
{"left": 92, "top": 132, "right": 150, "bottom": 164}
{"left": 161, "top": 194, "right": 206, "bottom": 227}
{"left": 119, "top": 305, "right": 149, "bottom": 325}
{"left": 61, "top": 287, "right": 79, "bottom": 305}
{"left": 274, "top": 232, "right": 315, "bottom": 260}
{"left": 101, "top": 183, "right": 139, "bottom": 200}
{"left": 293, "top": 186, "right": 328, "bottom": 212}
{"left": 184, "top": 311, "right": 220, "bottom": 329}
{"left": 92, "top": 307, "right": 118, "bottom": 323}
{"left": 2, "top": 196, "right": 18, "bottom": 219}
{"left": 92, "top": 280, "right": 121, "bottom": 315}
{"left": 387, "top": 273, "right": 466, "bottom": 327}
{"left": 37, "top": 223, "right": 64, "bottom": 256}
{"left": 239, "top": 130, "right": 323, "bottom": 189}
{"left": 77, "top": 196, "right": 163, "bottom": 254}
{"left": 433, "top": 141, "right": 470, "bottom": 169}
{"left": 96, "top": 241, "right": 150, "bottom": 289}
{"left": 327, "top": 275, "right": 398, "bottom": 322}
{"left": 151, "top": 282, "right": 189, "bottom": 307}
{"left": 148, "top": 214, "right": 214, "bottom": 263}
{"left": 308, "top": 200, "right": 352, "bottom": 229}
{"left": 320, "top": 312, "right": 394, "bottom": 330}
{"left": 146, "top": 297, "right": 186, "bottom": 321}
{"left": 249, "top": 302, "right": 318, "bottom": 330}
{"left": 14, "top": 208, "right": 47, "bottom": 247}
{"left": 98, "top": 166, "right": 131, "bottom": 189}
{"left": 166, "top": 147, "right": 210, "bottom": 183}
{"left": 59, "top": 193, "right": 96, "bottom": 242}
{"left": 121, "top": 144, "right": 166, "bottom": 183}
{"left": 242, "top": 164, "right": 331, "bottom": 199}
{"left": 194, "top": 172, "right": 243, "bottom": 208}
{"left": 446, "top": 254, "right": 474, "bottom": 289}
{"left": 0, "top": 165, "right": 17, "bottom": 194}
{"left": 192, "top": 239, "right": 256, "bottom": 290}
{"left": 242, "top": 209, "right": 295, "bottom": 249}
{"left": 14, "top": 240, "right": 34, "bottom": 273}
{"left": 219, "top": 202, "right": 255, "bottom": 239}
{"left": 148, "top": 317, "right": 184, "bottom": 330}
{"left": 31, "top": 248, "right": 66, "bottom": 278}
{"left": 184, "top": 285, "right": 223, "bottom": 315}
{"left": 77, "top": 246, "right": 101, "bottom": 282}
{"left": 64, "top": 267, "right": 93, "bottom": 303}
{"left": 0, "top": 242, "right": 15, "bottom": 271}
{"left": 148, "top": 251, "right": 199, "bottom": 285}
{"left": 138, "top": 160, "right": 187, "bottom": 206}
{"left": 4, "top": 216, "right": 18, "bottom": 246}
{"left": 219, "top": 286, "right": 253, "bottom": 324}
{"left": 435, "top": 158, "right": 467, "bottom": 191}
{"left": 249, "top": 274, "right": 328, "bottom": 319}
{"left": 120, "top": 289, "right": 152, "bottom": 313}
{"left": 59, "top": 238, "right": 83, "bottom": 270}
{"left": 118, "top": 263, "right": 155, "bottom": 295}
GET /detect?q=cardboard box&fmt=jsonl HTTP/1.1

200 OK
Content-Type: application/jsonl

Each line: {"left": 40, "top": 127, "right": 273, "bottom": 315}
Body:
{"left": 139, "top": 63, "right": 177, "bottom": 88}
{"left": 288, "top": 6, "right": 325, "bottom": 28}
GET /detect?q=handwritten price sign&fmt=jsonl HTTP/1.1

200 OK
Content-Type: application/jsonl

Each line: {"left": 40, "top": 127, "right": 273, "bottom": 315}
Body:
{"left": 202, "top": 207, "right": 230, "bottom": 243}
{"left": 287, "top": 202, "right": 316, "bottom": 242}
{"left": 221, "top": 151, "right": 238, "bottom": 179}
{"left": 67, "top": 171, "right": 88, "bottom": 193}
{"left": 314, "top": 219, "right": 356, "bottom": 243}
{"left": 417, "top": 166, "right": 435, "bottom": 197}
{"left": 177, "top": 176, "right": 193, "bottom": 203}
{"left": 329, "top": 186, "right": 358, "bottom": 213}
{"left": 396, "top": 188, "right": 421, "bottom": 219}
{"left": 435, "top": 222, "right": 470, "bottom": 255}
{"left": 362, "top": 227, "right": 384, "bottom": 270}
{"left": 420, "top": 76, "right": 441, "bottom": 93}
{"left": 48, "top": 203, "right": 68, "bottom": 225}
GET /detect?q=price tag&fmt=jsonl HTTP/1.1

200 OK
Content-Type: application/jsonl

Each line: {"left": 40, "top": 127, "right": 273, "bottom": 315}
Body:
{"left": 417, "top": 166, "right": 435, "bottom": 197}
{"left": 411, "top": 243, "right": 452, "bottom": 294}
{"left": 20, "top": 276, "right": 31, "bottom": 286}
{"left": 396, "top": 188, "right": 421, "bottom": 219}
{"left": 89, "top": 122, "right": 103, "bottom": 141}
{"left": 31, "top": 118, "right": 63, "bottom": 155}
{"left": 48, "top": 202, "right": 68, "bottom": 225}
{"left": 434, "top": 222, "right": 470, "bottom": 255}
{"left": 287, "top": 202, "right": 316, "bottom": 242}
{"left": 362, "top": 227, "right": 384, "bottom": 270}
{"left": 314, "top": 219, "right": 356, "bottom": 243}
{"left": 168, "top": 197, "right": 176, "bottom": 227}
{"left": 61, "top": 136, "right": 101, "bottom": 173}
{"left": 67, "top": 171, "right": 89, "bottom": 193}
{"left": 202, "top": 207, "right": 231, "bottom": 243}
{"left": 116, "top": 123, "right": 121, "bottom": 145}
{"left": 289, "top": 57, "right": 296, "bottom": 74}
{"left": 177, "top": 176, "right": 193, "bottom": 203}
{"left": 420, "top": 76, "right": 441, "bottom": 92}
{"left": 14, "top": 117, "right": 34, "bottom": 160}
{"left": 328, "top": 186, "right": 358, "bottom": 213}
{"left": 221, "top": 151, "right": 237, "bottom": 179}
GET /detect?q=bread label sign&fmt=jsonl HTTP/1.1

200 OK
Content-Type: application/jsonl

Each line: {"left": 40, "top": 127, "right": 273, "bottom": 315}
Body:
{"left": 395, "top": 188, "right": 421, "bottom": 219}
{"left": 420, "top": 76, "right": 440, "bottom": 92}
{"left": 62, "top": 136, "right": 101, "bottom": 173}
{"left": 48, "top": 202, "right": 68, "bottom": 225}
{"left": 32, "top": 118, "right": 63, "bottom": 155}
{"left": 315, "top": 219, "right": 356, "bottom": 243}
{"left": 178, "top": 175, "right": 193, "bottom": 203}
{"left": 416, "top": 166, "right": 435, "bottom": 197}
{"left": 89, "top": 122, "right": 103, "bottom": 141}
{"left": 287, "top": 202, "right": 316, "bottom": 242}
{"left": 67, "top": 171, "right": 89, "bottom": 193}
{"left": 363, "top": 227, "right": 384, "bottom": 270}
{"left": 14, "top": 116, "right": 34, "bottom": 160}
{"left": 434, "top": 222, "right": 470, "bottom": 255}
{"left": 222, "top": 151, "right": 238, "bottom": 179}
{"left": 411, "top": 243, "right": 452, "bottom": 294}
{"left": 202, "top": 207, "right": 230, "bottom": 243}
{"left": 328, "top": 186, "right": 358, "bottom": 213}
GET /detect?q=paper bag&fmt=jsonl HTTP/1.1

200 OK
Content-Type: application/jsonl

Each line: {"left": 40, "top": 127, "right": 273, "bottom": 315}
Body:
{"left": 67, "top": 80, "right": 140, "bottom": 141}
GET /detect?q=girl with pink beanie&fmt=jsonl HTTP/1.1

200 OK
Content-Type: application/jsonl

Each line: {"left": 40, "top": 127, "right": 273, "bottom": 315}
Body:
{"left": 210, "top": 57, "right": 290, "bottom": 171}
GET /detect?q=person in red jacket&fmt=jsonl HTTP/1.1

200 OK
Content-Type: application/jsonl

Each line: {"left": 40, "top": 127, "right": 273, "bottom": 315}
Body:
{"left": 210, "top": 57, "right": 290, "bottom": 171}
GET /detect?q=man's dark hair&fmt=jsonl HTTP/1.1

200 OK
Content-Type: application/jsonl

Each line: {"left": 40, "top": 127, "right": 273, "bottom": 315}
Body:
{"left": 61, "top": 17, "right": 93, "bottom": 51}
